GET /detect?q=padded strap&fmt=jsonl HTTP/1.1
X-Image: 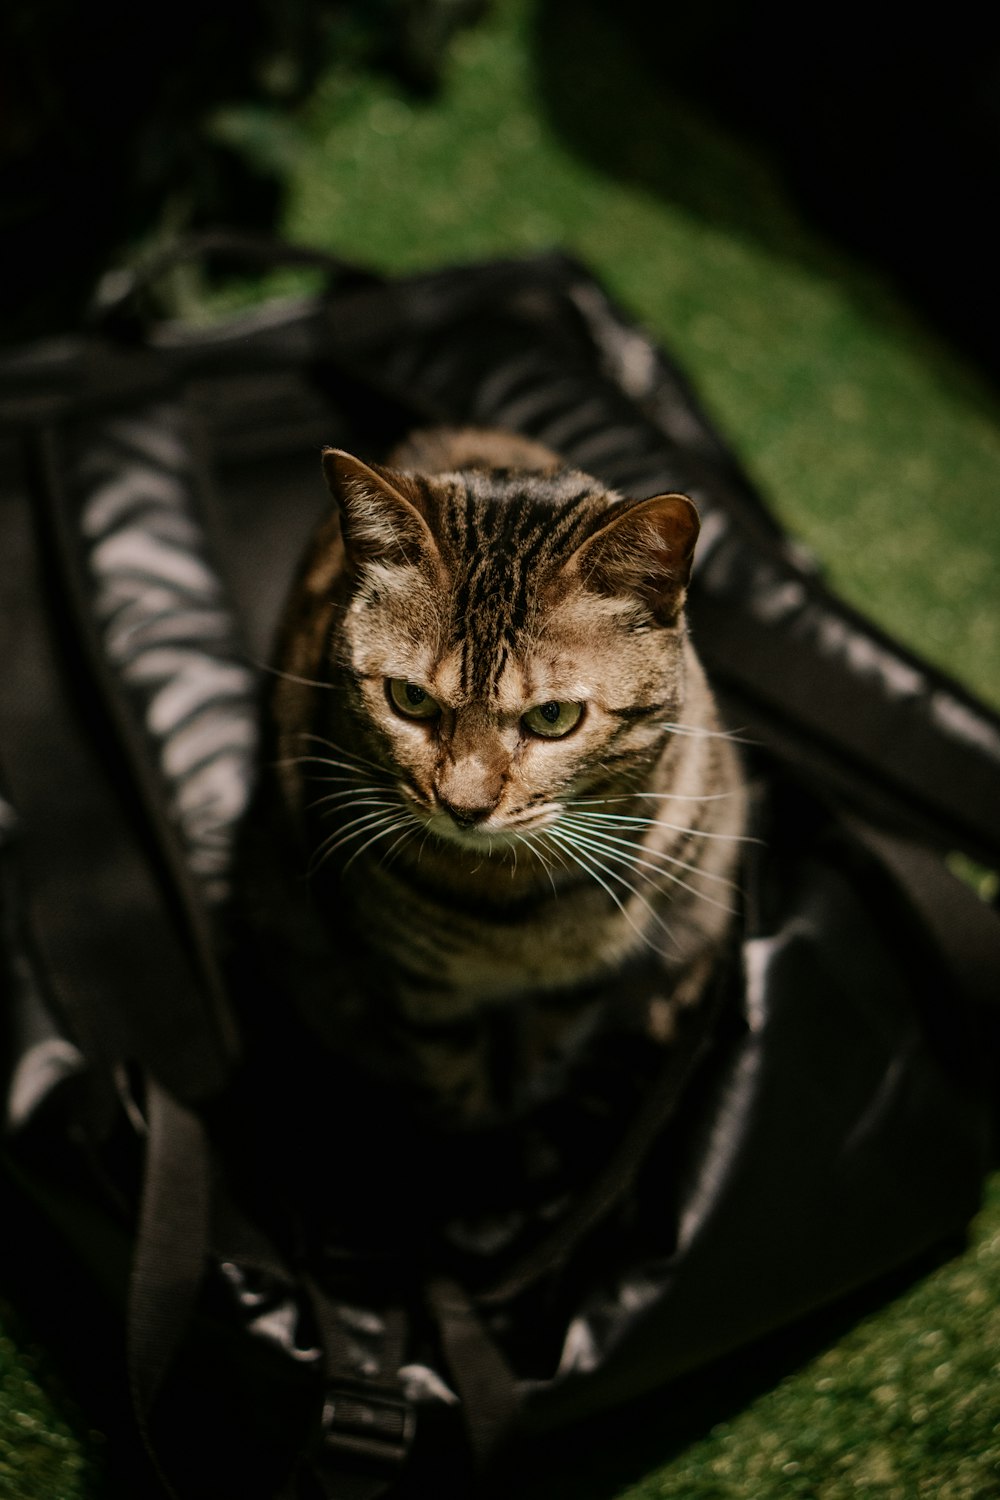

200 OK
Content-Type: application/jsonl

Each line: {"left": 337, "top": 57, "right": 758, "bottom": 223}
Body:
{"left": 17, "top": 420, "right": 239, "bottom": 1097}
{"left": 127, "top": 1077, "right": 213, "bottom": 1497}
{"left": 0, "top": 431, "right": 232, "bottom": 1094}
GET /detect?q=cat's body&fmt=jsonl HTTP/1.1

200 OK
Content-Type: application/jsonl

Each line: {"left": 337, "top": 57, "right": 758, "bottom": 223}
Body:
{"left": 263, "top": 428, "right": 746, "bottom": 1122}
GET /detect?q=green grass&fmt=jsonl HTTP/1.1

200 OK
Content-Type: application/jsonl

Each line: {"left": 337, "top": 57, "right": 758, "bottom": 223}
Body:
{"left": 3, "top": 0, "right": 999, "bottom": 1495}
{"left": 0, "top": 1306, "right": 104, "bottom": 1500}
{"left": 620, "top": 1179, "right": 1000, "bottom": 1499}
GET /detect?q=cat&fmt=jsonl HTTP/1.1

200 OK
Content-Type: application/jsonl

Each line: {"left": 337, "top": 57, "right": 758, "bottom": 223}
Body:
{"left": 261, "top": 426, "right": 747, "bottom": 1126}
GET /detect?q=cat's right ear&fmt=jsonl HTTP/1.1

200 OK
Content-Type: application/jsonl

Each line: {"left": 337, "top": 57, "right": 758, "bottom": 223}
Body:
{"left": 321, "top": 449, "right": 439, "bottom": 571}
{"left": 570, "top": 492, "right": 700, "bottom": 625}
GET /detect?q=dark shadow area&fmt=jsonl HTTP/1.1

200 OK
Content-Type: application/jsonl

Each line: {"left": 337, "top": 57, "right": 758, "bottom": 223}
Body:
{"left": 1, "top": 0, "right": 298, "bottom": 341}
{"left": 534, "top": 0, "right": 1000, "bottom": 389}
{"left": 0, "top": 0, "right": 486, "bottom": 345}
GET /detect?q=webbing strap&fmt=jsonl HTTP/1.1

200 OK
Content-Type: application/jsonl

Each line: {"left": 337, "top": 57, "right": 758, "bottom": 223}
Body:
{"left": 426, "top": 1277, "right": 520, "bottom": 1468}
{"left": 127, "top": 1076, "right": 213, "bottom": 1496}
{"left": 300, "top": 1277, "right": 414, "bottom": 1500}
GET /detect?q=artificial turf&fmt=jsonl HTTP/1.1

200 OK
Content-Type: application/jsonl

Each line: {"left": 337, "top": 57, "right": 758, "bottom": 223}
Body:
{"left": 1, "top": 1, "right": 998, "bottom": 1495}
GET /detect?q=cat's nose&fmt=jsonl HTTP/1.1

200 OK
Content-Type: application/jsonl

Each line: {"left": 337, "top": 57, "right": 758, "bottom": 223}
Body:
{"left": 438, "top": 796, "right": 494, "bottom": 828}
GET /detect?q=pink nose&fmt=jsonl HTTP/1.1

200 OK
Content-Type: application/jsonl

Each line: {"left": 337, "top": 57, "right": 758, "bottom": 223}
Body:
{"left": 438, "top": 796, "right": 493, "bottom": 828}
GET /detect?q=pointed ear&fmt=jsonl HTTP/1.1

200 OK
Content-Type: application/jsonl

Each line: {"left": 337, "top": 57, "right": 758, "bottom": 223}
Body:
{"left": 572, "top": 493, "right": 700, "bottom": 625}
{"left": 321, "top": 448, "right": 438, "bottom": 570}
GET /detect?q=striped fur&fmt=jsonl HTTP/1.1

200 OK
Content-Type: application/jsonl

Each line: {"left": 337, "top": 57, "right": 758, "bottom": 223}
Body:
{"left": 268, "top": 428, "right": 747, "bottom": 1120}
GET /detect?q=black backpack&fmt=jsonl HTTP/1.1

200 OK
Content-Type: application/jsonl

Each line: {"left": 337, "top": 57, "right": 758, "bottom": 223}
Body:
{"left": 2, "top": 236, "right": 998, "bottom": 1499}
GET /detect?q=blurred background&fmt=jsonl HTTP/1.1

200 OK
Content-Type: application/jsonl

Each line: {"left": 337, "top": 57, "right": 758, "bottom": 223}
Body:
{"left": 1, "top": 1, "right": 998, "bottom": 1496}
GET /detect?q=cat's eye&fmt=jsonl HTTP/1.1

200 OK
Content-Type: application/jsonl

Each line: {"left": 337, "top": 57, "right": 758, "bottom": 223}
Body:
{"left": 387, "top": 678, "right": 440, "bottom": 720}
{"left": 522, "top": 701, "right": 584, "bottom": 739}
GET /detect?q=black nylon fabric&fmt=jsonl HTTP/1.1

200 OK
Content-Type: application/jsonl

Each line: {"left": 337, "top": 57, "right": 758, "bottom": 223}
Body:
{"left": 517, "top": 790, "right": 994, "bottom": 1432}
{"left": 1, "top": 244, "right": 999, "bottom": 1499}
{"left": 0, "top": 430, "right": 235, "bottom": 1101}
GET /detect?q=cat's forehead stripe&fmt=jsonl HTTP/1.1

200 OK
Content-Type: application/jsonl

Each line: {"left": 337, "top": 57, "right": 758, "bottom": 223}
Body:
{"left": 434, "top": 472, "right": 607, "bottom": 697}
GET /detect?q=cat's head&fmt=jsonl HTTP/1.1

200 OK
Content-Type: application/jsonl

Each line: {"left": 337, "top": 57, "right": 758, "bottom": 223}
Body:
{"left": 287, "top": 444, "right": 700, "bottom": 855}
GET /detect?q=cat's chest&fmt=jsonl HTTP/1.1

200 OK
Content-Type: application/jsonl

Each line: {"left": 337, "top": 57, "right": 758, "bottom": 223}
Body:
{"left": 340, "top": 861, "right": 638, "bottom": 1023}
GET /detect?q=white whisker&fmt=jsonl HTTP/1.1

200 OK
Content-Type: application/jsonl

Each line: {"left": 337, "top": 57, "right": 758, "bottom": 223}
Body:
{"left": 660, "top": 721, "right": 754, "bottom": 745}
{"left": 569, "top": 790, "right": 739, "bottom": 805}
{"left": 297, "top": 732, "right": 390, "bottom": 778}
{"left": 541, "top": 830, "right": 640, "bottom": 934}
{"left": 308, "top": 806, "right": 407, "bottom": 876}
{"left": 511, "top": 830, "right": 559, "bottom": 897}
{"left": 380, "top": 822, "right": 423, "bottom": 870}
{"left": 319, "top": 796, "right": 402, "bottom": 821}
{"left": 558, "top": 814, "right": 741, "bottom": 893}
{"left": 275, "top": 754, "right": 394, "bottom": 782}
{"left": 567, "top": 807, "right": 757, "bottom": 844}
{"left": 255, "top": 661, "right": 345, "bottom": 692}
{"left": 306, "top": 783, "right": 400, "bottom": 811}
{"left": 555, "top": 820, "right": 737, "bottom": 916}
{"left": 544, "top": 828, "right": 681, "bottom": 957}
{"left": 312, "top": 792, "right": 402, "bottom": 818}
{"left": 342, "top": 812, "right": 420, "bottom": 874}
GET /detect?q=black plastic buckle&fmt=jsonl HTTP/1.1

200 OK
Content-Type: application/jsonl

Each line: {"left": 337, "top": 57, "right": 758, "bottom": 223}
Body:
{"left": 321, "top": 1377, "right": 415, "bottom": 1471}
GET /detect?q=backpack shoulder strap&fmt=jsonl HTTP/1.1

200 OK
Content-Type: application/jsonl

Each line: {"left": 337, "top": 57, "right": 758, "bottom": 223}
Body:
{"left": 4, "top": 406, "right": 246, "bottom": 1098}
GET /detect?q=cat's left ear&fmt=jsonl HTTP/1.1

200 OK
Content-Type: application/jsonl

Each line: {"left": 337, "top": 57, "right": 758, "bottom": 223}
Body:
{"left": 571, "top": 493, "right": 700, "bottom": 625}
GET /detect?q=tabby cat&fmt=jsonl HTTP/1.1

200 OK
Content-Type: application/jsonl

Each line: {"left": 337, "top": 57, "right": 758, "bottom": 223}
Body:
{"left": 265, "top": 427, "right": 746, "bottom": 1124}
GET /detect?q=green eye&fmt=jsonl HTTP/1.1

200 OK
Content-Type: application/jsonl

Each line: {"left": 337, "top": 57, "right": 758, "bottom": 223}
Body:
{"left": 522, "top": 701, "right": 584, "bottom": 739}
{"left": 387, "top": 678, "right": 440, "bottom": 720}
